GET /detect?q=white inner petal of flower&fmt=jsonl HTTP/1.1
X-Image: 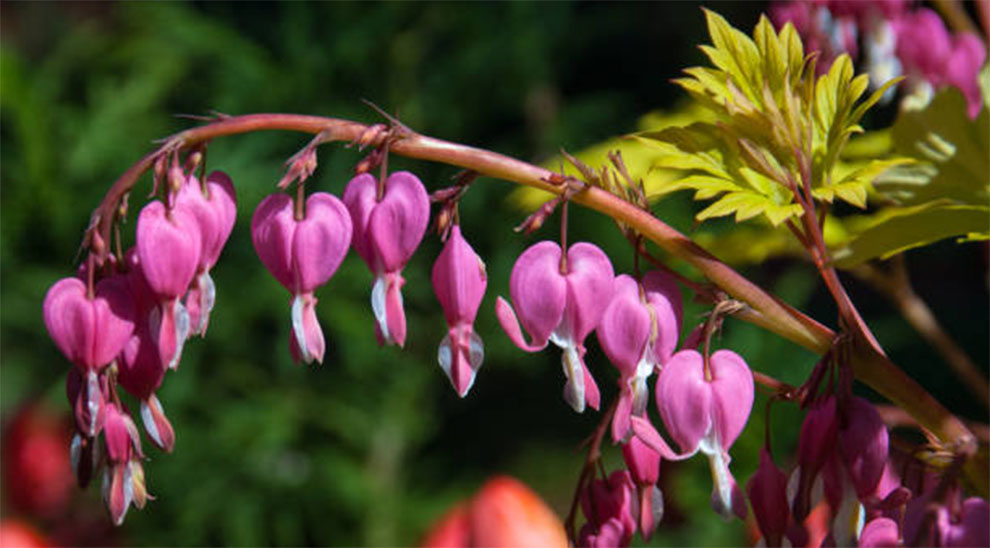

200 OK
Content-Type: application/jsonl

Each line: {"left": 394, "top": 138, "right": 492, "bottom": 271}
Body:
{"left": 560, "top": 342, "right": 585, "bottom": 413}
{"left": 291, "top": 294, "right": 312, "bottom": 363}
{"left": 141, "top": 399, "right": 162, "bottom": 449}
{"left": 370, "top": 275, "right": 390, "bottom": 342}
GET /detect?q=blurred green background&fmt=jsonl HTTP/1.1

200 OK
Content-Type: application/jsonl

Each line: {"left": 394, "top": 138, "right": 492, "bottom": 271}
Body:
{"left": 1, "top": 2, "right": 986, "bottom": 546}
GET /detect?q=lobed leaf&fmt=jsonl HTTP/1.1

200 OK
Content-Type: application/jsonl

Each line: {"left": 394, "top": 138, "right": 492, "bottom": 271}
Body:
{"left": 831, "top": 203, "right": 990, "bottom": 267}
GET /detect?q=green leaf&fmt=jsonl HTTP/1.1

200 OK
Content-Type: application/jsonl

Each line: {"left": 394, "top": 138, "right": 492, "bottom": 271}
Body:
{"left": 876, "top": 88, "right": 989, "bottom": 206}
{"left": 832, "top": 203, "right": 990, "bottom": 267}
{"left": 813, "top": 157, "right": 913, "bottom": 208}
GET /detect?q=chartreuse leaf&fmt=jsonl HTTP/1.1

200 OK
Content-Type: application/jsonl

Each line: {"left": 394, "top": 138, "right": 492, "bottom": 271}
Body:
{"left": 832, "top": 203, "right": 990, "bottom": 267}
{"left": 813, "top": 158, "right": 914, "bottom": 209}
{"left": 875, "top": 88, "right": 989, "bottom": 207}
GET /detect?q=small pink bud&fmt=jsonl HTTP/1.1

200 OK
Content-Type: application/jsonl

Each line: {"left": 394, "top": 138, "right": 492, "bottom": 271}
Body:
{"left": 103, "top": 404, "right": 141, "bottom": 464}
{"left": 44, "top": 276, "right": 135, "bottom": 372}
{"left": 496, "top": 241, "right": 614, "bottom": 413}
{"left": 343, "top": 171, "right": 430, "bottom": 347}
{"left": 431, "top": 226, "right": 487, "bottom": 397}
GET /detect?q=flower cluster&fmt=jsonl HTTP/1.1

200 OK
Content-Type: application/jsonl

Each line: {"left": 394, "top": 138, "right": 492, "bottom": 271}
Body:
{"left": 770, "top": 0, "right": 986, "bottom": 117}
{"left": 747, "top": 393, "right": 989, "bottom": 547}
{"left": 43, "top": 168, "right": 236, "bottom": 524}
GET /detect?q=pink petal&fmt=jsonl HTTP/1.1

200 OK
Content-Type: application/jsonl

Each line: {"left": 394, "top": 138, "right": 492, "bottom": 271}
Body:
{"left": 202, "top": 170, "right": 237, "bottom": 267}
{"left": 641, "top": 270, "right": 682, "bottom": 365}
{"left": 561, "top": 242, "right": 614, "bottom": 341}
{"left": 597, "top": 274, "right": 651, "bottom": 375}
{"left": 251, "top": 193, "right": 296, "bottom": 291}
{"left": 630, "top": 415, "right": 690, "bottom": 461}
{"left": 438, "top": 324, "right": 485, "bottom": 397}
{"left": 368, "top": 171, "right": 429, "bottom": 273}
{"left": 582, "top": 357, "right": 600, "bottom": 411}
{"left": 136, "top": 200, "right": 202, "bottom": 300}
{"left": 656, "top": 349, "right": 712, "bottom": 455}
{"left": 612, "top": 388, "right": 635, "bottom": 442}
{"left": 291, "top": 293, "right": 325, "bottom": 364}
{"left": 839, "top": 397, "right": 889, "bottom": 500}
{"left": 140, "top": 394, "right": 175, "bottom": 453}
{"left": 944, "top": 497, "right": 990, "bottom": 547}
{"left": 103, "top": 405, "right": 134, "bottom": 463}
{"left": 622, "top": 435, "right": 661, "bottom": 486}
{"left": 117, "top": 321, "right": 165, "bottom": 401}
{"left": 494, "top": 297, "right": 549, "bottom": 352}
{"left": 342, "top": 173, "right": 380, "bottom": 270}
{"left": 384, "top": 272, "right": 407, "bottom": 347}
{"left": 104, "top": 463, "right": 132, "bottom": 526}
{"left": 503, "top": 241, "right": 566, "bottom": 349}
{"left": 175, "top": 175, "right": 222, "bottom": 273}
{"left": 44, "top": 276, "right": 135, "bottom": 371}
{"left": 708, "top": 349, "right": 754, "bottom": 451}
{"left": 431, "top": 225, "right": 487, "bottom": 327}
{"left": 859, "top": 517, "right": 900, "bottom": 548}
{"left": 747, "top": 448, "right": 790, "bottom": 546}
{"left": 44, "top": 278, "right": 96, "bottom": 368}
{"left": 293, "top": 192, "right": 352, "bottom": 293}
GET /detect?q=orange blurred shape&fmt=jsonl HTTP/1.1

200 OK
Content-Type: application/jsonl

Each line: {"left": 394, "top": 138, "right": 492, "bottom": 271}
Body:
{"left": 0, "top": 519, "right": 49, "bottom": 548}
{"left": 421, "top": 476, "right": 567, "bottom": 548}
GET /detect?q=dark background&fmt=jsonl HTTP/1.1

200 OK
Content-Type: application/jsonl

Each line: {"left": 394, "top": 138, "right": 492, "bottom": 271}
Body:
{"left": 1, "top": 2, "right": 986, "bottom": 546}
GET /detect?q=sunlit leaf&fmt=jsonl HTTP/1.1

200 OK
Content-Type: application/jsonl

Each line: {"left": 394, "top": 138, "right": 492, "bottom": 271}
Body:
{"left": 831, "top": 203, "right": 990, "bottom": 267}
{"left": 875, "top": 89, "right": 990, "bottom": 207}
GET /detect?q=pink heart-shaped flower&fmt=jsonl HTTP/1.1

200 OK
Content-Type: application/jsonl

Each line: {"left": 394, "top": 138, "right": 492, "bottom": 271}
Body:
{"left": 44, "top": 276, "right": 135, "bottom": 371}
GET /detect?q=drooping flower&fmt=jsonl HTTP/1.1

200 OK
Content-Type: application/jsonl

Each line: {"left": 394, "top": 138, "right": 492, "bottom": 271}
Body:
{"left": 597, "top": 272, "right": 681, "bottom": 441}
{"left": 495, "top": 241, "right": 614, "bottom": 413}
{"left": 175, "top": 171, "right": 237, "bottom": 336}
{"left": 251, "top": 191, "right": 352, "bottom": 364}
{"left": 858, "top": 516, "right": 900, "bottom": 547}
{"left": 747, "top": 448, "right": 790, "bottom": 547}
{"left": 579, "top": 470, "right": 638, "bottom": 547}
{"left": 632, "top": 349, "right": 753, "bottom": 520}
{"left": 136, "top": 200, "right": 202, "bottom": 369}
{"left": 838, "top": 396, "right": 889, "bottom": 500}
{"left": 431, "top": 225, "right": 487, "bottom": 397}
{"left": 343, "top": 171, "right": 430, "bottom": 347}
{"left": 116, "top": 249, "right": 173, "bottom": 451}
{"left": 100, "top": 404, "right": 149, "bottom": 526}
{"left": 43, "top": 276, "right": 135, "bottom": 374}
{"left": 621, "top": 436, "right": 664, "bottom": 540}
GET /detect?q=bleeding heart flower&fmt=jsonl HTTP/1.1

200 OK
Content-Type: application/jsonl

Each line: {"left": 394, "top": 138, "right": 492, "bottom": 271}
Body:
{"left": 793, "top": 395, "right": 839, "bottom": 521}
{"left": 343, "top": 171, "right": 430, "bottom": 347}
{"left": 136, "top": 200, "right": 202, "bottom": 370}
{"left": 431, "top": 225, "right": 487, "bottom": 397}
{"left": 622, "top": 436, "right": 664, "bottom": 540}
{"left": 176, "top": 171, "right": 237, "bottom": 336}
{"left": 747, "top": 448, "right": 790, "bottom": 547}
{"left": 579, "top": 470, "right": 638, "bottom": 547}
{"left": 496, "top": 241, "right": 614, "bottom": 413}
{"left": 44, "top": 275, "right": 135, "bottom": 373}
{"left": 101, "top": 404, "right": 148, "bottom": 526}
{"left": 597, "top": 272, "right": 681, "bottom": 441}
{"left": 839, "top": 396, "right": 889, "bottom": 500}
{"left": 635, "top": 349, "right": 752, "bottom": 520}
{"left": 252, "top": 191, "right": 352, "bottom": 364}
